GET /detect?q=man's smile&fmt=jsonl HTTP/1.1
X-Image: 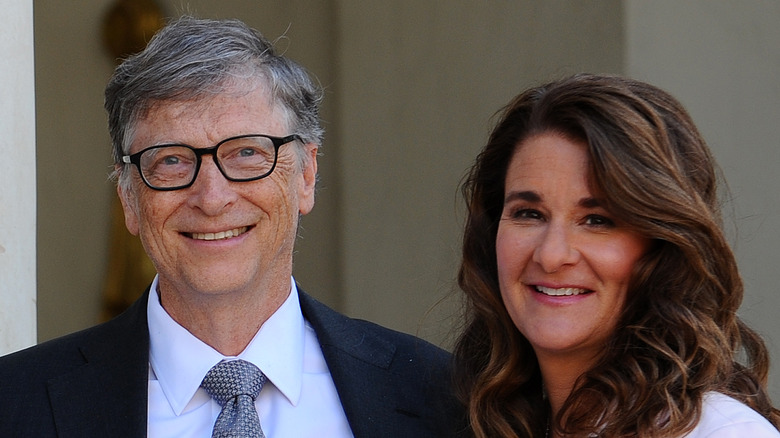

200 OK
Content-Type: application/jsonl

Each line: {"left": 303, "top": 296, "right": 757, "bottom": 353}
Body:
{"left": 185, "top": 226, "right": 250, "bottom": 241}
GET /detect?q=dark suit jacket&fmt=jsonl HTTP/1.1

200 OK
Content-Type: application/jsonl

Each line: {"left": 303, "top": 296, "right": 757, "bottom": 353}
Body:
{"left": 0, "top": 288, "right": 465, "bottom": 437}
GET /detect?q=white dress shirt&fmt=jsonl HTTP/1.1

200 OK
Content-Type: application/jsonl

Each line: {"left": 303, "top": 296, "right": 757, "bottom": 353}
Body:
{"left": 146, "top": 276, "right": 353, "bottom": 437}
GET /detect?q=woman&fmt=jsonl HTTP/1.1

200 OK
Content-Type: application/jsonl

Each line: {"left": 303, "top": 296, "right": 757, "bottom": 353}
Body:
{"left": 453, "top": 74, "right": 780, "bottom": 437}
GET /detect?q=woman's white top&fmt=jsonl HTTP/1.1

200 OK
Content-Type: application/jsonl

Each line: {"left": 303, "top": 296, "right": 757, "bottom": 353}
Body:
{"left": 683, "top": 392, "right": 779, "bottom": 437}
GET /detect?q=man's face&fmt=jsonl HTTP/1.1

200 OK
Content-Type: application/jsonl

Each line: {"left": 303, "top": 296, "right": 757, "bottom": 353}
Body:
{"left": 118, "top": 82, "right": 317, "bottom": 304}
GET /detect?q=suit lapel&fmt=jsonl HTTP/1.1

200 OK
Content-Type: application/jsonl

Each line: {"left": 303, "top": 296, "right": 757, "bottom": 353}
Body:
{"left": 47, "top": 292, "right": 151, "bottom": 438}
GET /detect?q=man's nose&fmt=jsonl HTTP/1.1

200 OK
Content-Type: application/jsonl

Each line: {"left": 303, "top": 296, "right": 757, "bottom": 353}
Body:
{"left": 185, "top": 156, "right": 238, "bottom": 215}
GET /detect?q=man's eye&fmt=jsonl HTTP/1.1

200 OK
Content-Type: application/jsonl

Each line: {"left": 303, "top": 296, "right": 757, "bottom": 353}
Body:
{"left": 162, "top": 155, "right": 180, "bottom": 165}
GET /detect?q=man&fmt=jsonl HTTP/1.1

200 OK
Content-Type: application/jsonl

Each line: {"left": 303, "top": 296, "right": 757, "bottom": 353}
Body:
{"left": 0, "top": 17, "right": 462, "bottom": 437}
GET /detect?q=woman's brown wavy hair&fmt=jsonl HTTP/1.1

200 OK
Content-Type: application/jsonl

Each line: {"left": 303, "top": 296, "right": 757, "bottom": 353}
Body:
{"left": 453, "top": 74, "right": 780, "bottom": 437}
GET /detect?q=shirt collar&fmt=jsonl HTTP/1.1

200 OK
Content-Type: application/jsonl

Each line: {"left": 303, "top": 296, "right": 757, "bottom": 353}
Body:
{"left": 148, "top": 276, "right": 305, "bottom": 416}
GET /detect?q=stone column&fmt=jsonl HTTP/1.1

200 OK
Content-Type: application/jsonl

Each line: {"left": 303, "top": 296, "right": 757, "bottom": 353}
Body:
{"left": 0, "top": 0, "right": 37, "bottom": 354}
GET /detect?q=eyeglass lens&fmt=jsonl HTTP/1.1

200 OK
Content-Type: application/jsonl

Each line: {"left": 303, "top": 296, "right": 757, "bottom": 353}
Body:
{"left": 139, "top": 136, "right": 277, "bottom": 189}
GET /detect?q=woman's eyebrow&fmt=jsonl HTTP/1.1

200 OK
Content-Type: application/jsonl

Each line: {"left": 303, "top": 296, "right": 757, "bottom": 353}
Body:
{"left": 504, "top": 190, "right": 541, "bottom": 204}
{"left": 579, "top": 197, "right": 602, "bottom": 209}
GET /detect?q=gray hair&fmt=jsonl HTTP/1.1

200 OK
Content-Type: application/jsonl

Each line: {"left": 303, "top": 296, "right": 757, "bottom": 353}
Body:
{"left": 105, "top": 16, "right": 324, "bottom": 187}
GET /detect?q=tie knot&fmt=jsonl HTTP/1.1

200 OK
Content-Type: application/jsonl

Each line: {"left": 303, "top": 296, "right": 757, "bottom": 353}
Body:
{"left": 201, "top": 359, "right": 266, "bottom": 407}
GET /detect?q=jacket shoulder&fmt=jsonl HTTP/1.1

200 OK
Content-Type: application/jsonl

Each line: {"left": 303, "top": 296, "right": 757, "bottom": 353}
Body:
{"left": 0, "top": 291, "right": 148, "bottom": 373}
{"left": 297, "top": 289, "right": 467, "bottom": 437}
{"left": 0, "top": 294, "right": 150, "bottom": 437}
{"left": 298, "top": 289, "right": 449, "bottom": 369}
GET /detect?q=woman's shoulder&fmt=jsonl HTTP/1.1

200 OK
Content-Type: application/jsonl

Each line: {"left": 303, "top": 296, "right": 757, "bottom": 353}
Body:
{"left": 684, "top": 392, "right": 780, "bottom": 437}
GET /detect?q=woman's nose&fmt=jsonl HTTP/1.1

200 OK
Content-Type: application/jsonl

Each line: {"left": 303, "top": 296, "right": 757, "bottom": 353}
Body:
{"left": 532, "top": 224, "right": 580, "bottom": 273}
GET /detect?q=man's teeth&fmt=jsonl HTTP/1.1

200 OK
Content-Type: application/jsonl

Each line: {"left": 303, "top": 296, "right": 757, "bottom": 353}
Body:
{"left": 536, "top": 286, "right": 588, "bottom": 296}
{"left": 191, "top": 227, "right": 248, "bottom": 241}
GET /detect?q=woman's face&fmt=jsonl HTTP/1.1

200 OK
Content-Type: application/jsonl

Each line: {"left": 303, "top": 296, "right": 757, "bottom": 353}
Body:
{"left": 496, "top": 133, "right": 650, "bottom": 366}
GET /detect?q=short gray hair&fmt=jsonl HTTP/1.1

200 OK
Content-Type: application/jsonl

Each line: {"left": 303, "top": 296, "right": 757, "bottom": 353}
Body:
{"left": 105, "top": 16, "right": 323, "bottom": 186}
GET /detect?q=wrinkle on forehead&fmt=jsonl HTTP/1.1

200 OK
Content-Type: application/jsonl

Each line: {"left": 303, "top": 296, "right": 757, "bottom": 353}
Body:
{"left": 131, "top": 77, "right": 294, "bottom": 146}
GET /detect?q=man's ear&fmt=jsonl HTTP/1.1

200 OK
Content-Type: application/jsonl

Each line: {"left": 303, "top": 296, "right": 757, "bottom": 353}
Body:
{"left": 117, "top": 182, "right": 140, "bottom": 236}
{"left": 298, "top": 143, "right": 318, "bottom": 215}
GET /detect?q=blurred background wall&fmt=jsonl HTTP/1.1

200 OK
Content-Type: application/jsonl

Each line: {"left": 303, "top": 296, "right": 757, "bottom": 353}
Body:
{"left": 32, "top": 1, "right": 780, "bottom": 397}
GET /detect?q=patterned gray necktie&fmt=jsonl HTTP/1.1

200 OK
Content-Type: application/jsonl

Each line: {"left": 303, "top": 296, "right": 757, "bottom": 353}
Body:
{"left": 201, "top": 359, "right": 267, "bottom": 438}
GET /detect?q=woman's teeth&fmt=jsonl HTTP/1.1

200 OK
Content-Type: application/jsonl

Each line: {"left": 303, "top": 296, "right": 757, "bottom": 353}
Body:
{"left": 535, "top": 285, "right": 589, "bottom": 296}
{"left": 191, "top": 227, "right": 248, "bottom": 241}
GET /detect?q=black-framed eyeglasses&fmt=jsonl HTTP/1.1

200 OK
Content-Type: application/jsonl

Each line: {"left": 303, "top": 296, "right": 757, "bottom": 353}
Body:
{"left": 121, "top": 134, "right": 302, "bottom": 191}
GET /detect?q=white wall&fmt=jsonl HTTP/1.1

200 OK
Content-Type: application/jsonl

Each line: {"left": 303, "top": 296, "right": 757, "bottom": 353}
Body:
{"left": 626, "top": 0, "right": 780, "bottom": 398}
{"left": 0, "top": 0, "right": 36, "bottom": 354}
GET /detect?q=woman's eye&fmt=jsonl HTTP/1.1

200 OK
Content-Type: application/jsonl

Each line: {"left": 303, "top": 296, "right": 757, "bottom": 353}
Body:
{"left": 584, "top": 214, "right": 614, "bottom": 227}
{"left": 510, "top": 208, "right": 543, "bottom": 220}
